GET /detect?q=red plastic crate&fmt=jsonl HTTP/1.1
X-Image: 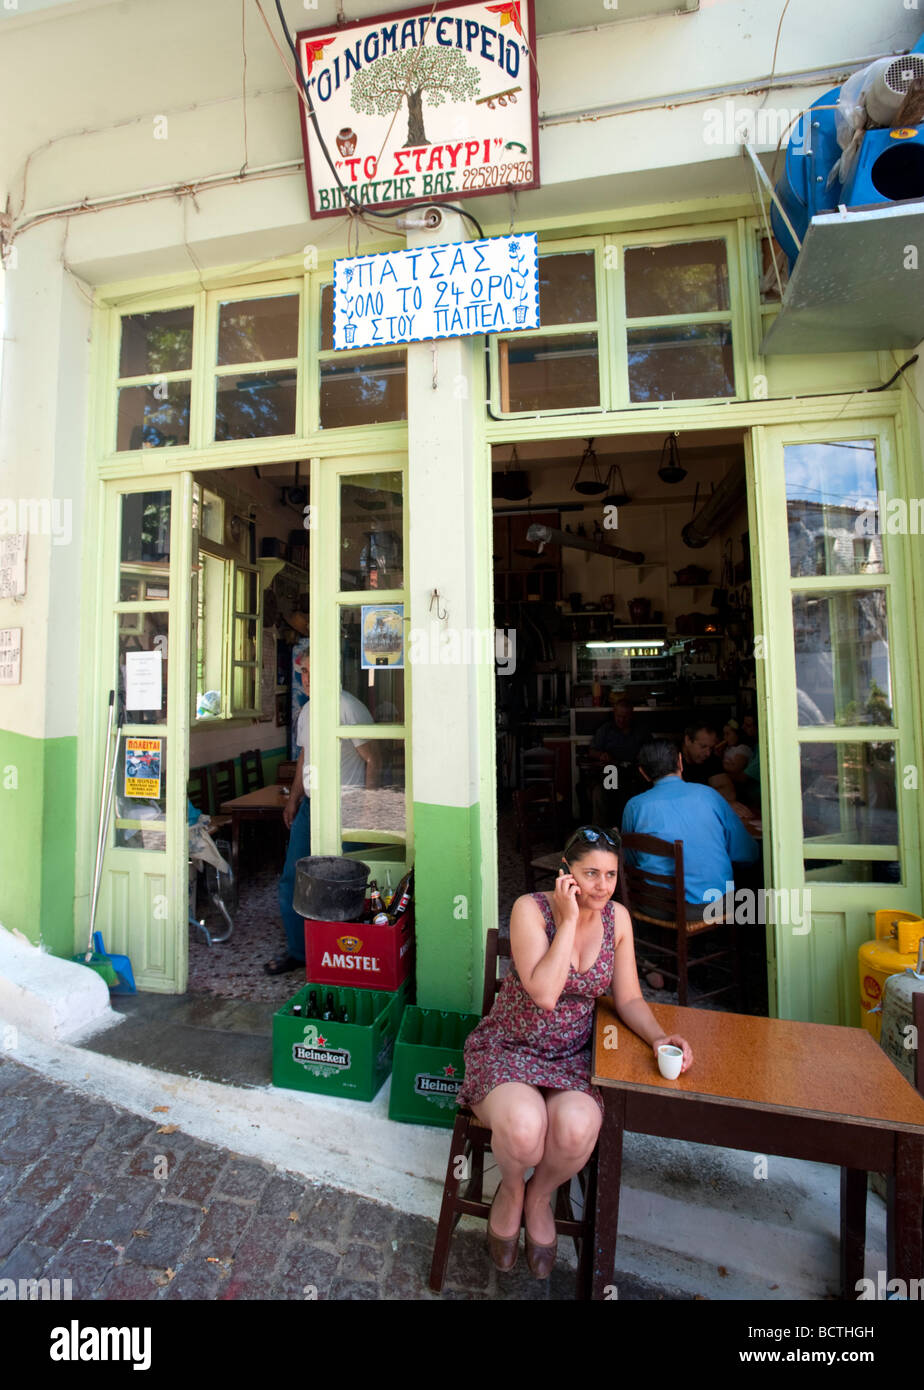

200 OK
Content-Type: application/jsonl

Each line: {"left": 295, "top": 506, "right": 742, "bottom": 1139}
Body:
{"left": 303, "top": 904, "right": 414, "bottom": 991}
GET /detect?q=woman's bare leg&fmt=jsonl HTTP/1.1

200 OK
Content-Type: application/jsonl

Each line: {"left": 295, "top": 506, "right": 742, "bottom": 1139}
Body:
{"left": 524, "top": 1090, "right": 602, "bottom": 1244}
{"left": 471, "top": 1082, "right": 548, "bottom": 1238}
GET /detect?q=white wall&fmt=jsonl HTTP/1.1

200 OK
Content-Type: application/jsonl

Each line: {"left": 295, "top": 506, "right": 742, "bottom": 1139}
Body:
{"left": 2, "top": 0, "right": 919, "bottom": 280}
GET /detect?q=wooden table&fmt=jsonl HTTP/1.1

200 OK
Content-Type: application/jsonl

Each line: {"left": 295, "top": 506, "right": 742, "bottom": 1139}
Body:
{"left": 220, "top": 784, "right": 291, "bottom": 881}
{"left": 591, "top": 1000, "right": 924, "bottom": 1299}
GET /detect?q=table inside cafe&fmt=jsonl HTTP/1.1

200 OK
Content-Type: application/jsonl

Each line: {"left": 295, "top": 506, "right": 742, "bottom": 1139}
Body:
{"left": 590, "top": 999, "right": 924, "bottom": 1300}
{"left": 220, "top": 783, "right": 290, "bottom": 882}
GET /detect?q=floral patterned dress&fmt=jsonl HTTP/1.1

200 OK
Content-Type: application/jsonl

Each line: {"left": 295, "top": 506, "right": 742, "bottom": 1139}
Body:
{"left": 456, "top": 893, "right": 616, "bottom": 1118}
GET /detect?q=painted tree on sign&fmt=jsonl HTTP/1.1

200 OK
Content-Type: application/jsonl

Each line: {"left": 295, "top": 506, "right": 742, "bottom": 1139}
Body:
{"left": 350, "top": 48, "right": 480, "bottom": 148}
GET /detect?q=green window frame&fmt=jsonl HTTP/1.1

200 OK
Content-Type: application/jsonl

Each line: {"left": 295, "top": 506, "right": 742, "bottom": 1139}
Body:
{"left": 193, "top": 484, "right": 263, "bottom": 723}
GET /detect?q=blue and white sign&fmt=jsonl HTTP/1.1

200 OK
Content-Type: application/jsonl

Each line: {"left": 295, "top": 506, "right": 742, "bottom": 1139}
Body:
{"left": 333, "top": 232, "right": 538, "bottom": 349}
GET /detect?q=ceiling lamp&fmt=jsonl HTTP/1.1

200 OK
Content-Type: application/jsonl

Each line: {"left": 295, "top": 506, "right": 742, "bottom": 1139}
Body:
{"left": 658, "top": 432, "right": 687, "bottom": 485}
{"left": 492, "top": 445, "right": 532, "bottom": 501}
{"left": 571, "top": 438, "right": 607, "bottom": 495}
{"left": 602, "top": 461, "right": 631, "bottom": 508}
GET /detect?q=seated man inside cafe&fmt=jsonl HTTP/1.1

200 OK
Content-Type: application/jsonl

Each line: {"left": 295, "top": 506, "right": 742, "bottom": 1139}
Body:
{"left": 588, "top": 696, "right": 645, "bottom": 828}
{"left": 621, "top": 739, "right": 760, "bottom": 921}
{"left": 681, "top": 720, "right": 755, "bottom": 823}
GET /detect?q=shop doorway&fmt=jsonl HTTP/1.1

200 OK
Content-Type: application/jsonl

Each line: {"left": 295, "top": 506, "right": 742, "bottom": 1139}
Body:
{"left": 492, "top": 429, "right": 768, "bottom": 1013}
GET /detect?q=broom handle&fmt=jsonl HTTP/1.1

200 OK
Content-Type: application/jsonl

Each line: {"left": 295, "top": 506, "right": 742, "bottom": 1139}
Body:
{"left": 87, "top": 718, "right": 123, "bottom": 956}
{"left": 87, "top": 692, "right": 115, "bottom": 955}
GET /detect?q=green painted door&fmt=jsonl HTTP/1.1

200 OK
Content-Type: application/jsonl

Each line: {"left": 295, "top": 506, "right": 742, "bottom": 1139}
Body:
{"left": 750, "top": 421, "right": 920, "bottom": 1026}
{"left": 311, "top": 453, "right": 410, "bottom": 886}
{"left": 93, "top": 475, "right": 194, "bottom": 992}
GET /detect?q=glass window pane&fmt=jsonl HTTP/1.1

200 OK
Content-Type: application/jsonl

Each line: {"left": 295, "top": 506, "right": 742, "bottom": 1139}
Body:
{"left": 117, "top": 383, "right": 191, "bottom": 450}
{"left": 624, "top": 240, "right": 730, "bottom": 318}
{"left": 793, "top": 590, "right": 892, "bottom": 727}
{"left": 232, "top": 665, "right": 257, "bottom": 710}
{"left": 119, "top": 613, "right": 169, "bottom": 723}
{"left": 340, "top": 474, "right": 404, "bottom": 592}
{"left": 215, "top": 369, "right": 296, "bottom": 440}
{"left": 502, "top": 333, "right": 599, "bottom": 412}
{"left": 784, "top": 440, "right": 883, "bottom": 577}
{"left": 119, "top": 308, "right": 193, "bottom": 377}
{"left": 627, "top": 323, "right": 734, "bottom": 402}
{"left": 217, "top": 295, "right": 299, "bottom": 365}
{"left": 234, "top": 616, "right": 258, "bottom": 664}
{"left": 319, "top": 353, "right": 407, "bottom": 429}
{"left": 197, "top": 552, "right": 227, "bottom": 718}
{"left": 538, "top": 252, "right": 597, "bottom": 325}
{"left": 120, "top": 491, "right": 170, "bottom": 599}
{"left": 115, "top": 734, "right": 167, "bottom": 851}
{"left": 320, "top": 284, "right": 334, "bottom": 351}
{"left": 341, "top": 607, "right": 405, "bottom": 721}
{"left": 801, "top": 741, "right": 897, "bottom": 846}
{"left": 200, "top": 489, "right": 224, "bottom": 544}
{"left": 236, "top": 568, "right": 258, "bottom": 614}
{"left": 804, "top": 858, "right": 900, "bottom": 884}
{"left": 340, "top": 737, "right": 406, "bottom": 836}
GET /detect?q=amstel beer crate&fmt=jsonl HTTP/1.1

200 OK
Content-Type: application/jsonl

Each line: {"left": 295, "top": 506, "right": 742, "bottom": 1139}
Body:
{"left": 388, "top": 1006, "right": 481, "bottom": 1129}
{"left": 273, "top": 980, "right": 410, "bottom": 1101}
{"left": 303, "top": 904, "right": 414, "bottom": 991}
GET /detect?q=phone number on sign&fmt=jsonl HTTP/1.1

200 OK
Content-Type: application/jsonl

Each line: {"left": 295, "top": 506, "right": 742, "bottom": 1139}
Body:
{"left": 463, "top": 161, "right": 534, "bottom": 189}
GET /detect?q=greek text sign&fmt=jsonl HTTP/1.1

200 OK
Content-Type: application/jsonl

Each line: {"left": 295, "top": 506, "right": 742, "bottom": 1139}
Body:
{"left": 296, "top": 0, "right": 539, "bottom": 219}
{"left": 333, "top": 233, "right": 538, "bottom": 348}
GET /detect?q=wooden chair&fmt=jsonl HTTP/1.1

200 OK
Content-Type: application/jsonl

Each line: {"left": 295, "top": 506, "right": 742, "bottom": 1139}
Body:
{"left": 513, "top": 786, "right": 565, "bottom": 893}
{"left": 519, "top": 745, "right": 564, "bottom": 842}
{"left": 187, "top": 766, "right": 209, "bottom": 815}
{"left": 240, "top": 748, "right": 264, "bottom": 794}
{"left": 275, "top": 759, "right": 298, "bottom": 786}
{"left": 205, "top": 759, "right": 235, "bottom": 835}
{"left": 620, "top": 833, "right": 745, "bottom": 1009}
{"left": 428, "top": 928, "right": 597, "bottom": 1298}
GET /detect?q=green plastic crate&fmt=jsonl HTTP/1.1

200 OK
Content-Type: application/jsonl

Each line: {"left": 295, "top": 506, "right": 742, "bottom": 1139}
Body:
{"left": 388, "top": 1005, "right": 481, "bottom": 1128}
{"left": 273, "top": 980, "right": 409, "bottom": 1101}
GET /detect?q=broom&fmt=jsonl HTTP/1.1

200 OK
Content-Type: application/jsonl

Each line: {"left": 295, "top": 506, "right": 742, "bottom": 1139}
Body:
{"left": 73, "top": 693, "right": 122, "bottom": 987}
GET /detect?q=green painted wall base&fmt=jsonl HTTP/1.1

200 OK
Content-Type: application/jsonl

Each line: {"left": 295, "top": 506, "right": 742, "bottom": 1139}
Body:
{"left": 413, "top": 800, "right": 485, "bottom": 1013}
{"left": 0, "top": 729, "right": 76, "bottom": 956}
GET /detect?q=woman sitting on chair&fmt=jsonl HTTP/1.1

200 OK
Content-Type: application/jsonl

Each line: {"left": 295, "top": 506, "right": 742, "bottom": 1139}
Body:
{"left": 456, "top": 825, "right": 693, "bottom": 1278}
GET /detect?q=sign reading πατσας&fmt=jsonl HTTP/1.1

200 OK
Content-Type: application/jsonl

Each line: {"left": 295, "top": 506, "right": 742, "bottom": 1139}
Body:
{"left": 333, "top": 232, "right": 538, "bottom": 348}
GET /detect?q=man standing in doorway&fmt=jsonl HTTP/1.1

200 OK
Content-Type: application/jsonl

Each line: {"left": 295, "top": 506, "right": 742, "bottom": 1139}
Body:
{"left": 264, "top": 648, "right": 381, "bottom": 975}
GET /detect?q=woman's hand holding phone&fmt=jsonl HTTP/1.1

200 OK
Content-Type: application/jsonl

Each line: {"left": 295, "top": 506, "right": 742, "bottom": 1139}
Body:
{"left": 553, "top": 862, "right": 581, "bottom": 929}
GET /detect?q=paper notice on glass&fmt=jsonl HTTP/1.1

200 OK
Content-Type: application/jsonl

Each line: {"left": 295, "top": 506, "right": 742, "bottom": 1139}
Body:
{"left": 125, "top": 650, "right": 163, "bottom": 711}
{"left": 124, "top": 737, "right": 162, "bottom": 799}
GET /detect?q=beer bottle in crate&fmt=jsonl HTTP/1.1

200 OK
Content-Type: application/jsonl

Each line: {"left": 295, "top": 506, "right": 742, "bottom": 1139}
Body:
{"left": 321, "top": 992, "right": 336, "bottom": 1022}
{"left": 340, "top": 989, "right": 353, "bottom": 1024}
{"left": 369, "top": 881, "right": 385, "bottom": 916}
{"left": 292, "top": 1002, "right": 303, "bottom": 1017}
{"left": 306, "top": 990, "right": 320, "bottom": 1019}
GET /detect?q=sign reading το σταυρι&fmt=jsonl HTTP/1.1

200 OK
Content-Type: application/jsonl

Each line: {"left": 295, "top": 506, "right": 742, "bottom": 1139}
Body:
{"left": 332, "top": 232, "right": 538, "bottom": 349}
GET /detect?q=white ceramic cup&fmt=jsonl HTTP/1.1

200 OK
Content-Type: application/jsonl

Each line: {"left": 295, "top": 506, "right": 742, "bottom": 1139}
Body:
{"left": 657, "top": 1044, "right": 683, "bottom": 1080}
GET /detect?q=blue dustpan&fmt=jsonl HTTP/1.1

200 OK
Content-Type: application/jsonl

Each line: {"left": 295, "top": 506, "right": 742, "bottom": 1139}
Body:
{"left": 93, "top": 931, "right": 136, "bottom": 994}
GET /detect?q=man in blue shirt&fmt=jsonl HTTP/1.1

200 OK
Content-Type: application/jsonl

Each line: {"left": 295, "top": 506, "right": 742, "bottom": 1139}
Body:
{"left": 621, "top": 740, "right": 759, "bottom": 920}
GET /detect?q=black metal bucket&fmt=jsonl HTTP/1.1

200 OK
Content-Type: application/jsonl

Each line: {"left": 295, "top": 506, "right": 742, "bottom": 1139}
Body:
{"left": 293, "top": 856, "right": 370, "bottom": 922}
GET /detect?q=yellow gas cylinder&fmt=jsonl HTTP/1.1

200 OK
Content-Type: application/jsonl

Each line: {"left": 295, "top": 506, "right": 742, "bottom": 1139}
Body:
{"left": 858, "top": 909, "right": 924, "bottom": 1040}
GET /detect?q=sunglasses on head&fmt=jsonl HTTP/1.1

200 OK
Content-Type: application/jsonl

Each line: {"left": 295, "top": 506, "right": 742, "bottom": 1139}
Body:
{"left": 562, "top": 826, "right": 619, "bottom": 861}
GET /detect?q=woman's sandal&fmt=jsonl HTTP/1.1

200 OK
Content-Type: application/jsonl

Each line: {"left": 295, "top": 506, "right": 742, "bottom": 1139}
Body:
{"left": 487, "top": 1185, "right": 520, "bottom": 1272}
{"left": 524, "top": 1182, "right": 557, "bottom": 1279}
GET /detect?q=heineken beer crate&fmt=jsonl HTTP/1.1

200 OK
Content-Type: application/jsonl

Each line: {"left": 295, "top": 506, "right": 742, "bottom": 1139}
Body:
{"left": 303, "top": 904, "right": 414, "bottom": 992}
{"left": 273, "top": 980, "right": 410, "bottom": 1101}
{"left": 388, "top": 1006, "right": 481, "bottom": 1128}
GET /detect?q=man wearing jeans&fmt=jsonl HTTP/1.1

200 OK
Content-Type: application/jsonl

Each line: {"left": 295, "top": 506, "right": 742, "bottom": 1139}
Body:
{"left": 264, "top": 649, "right": 380, "bottom": 975}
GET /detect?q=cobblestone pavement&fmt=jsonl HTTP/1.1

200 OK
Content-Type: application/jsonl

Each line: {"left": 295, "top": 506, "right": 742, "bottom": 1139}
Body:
{"left": 0, "top": 1055, "right": 679, "bottom": 1302}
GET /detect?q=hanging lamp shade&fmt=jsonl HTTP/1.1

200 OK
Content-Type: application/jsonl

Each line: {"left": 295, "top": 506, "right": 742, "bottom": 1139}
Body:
{"left": 658, "top": 432, "right": 687, "bottom": 485}
{"left": 493, "top": 446, "right": 532, "bottom": 500}
{"left": 602, "top": 461, "right": 631, "bottom": 508}
{"left": 571, "top": 439, "right": 607, "bottom": 495}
